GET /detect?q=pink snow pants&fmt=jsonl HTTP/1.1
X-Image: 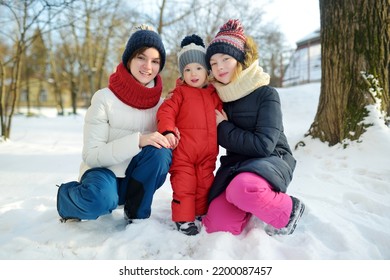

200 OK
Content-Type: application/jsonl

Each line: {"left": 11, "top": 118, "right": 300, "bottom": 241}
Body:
{"left": 203, "top": 172, "right": 293, "bottom": 235}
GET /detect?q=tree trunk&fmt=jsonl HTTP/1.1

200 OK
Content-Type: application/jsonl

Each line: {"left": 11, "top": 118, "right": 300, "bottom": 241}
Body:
{"left": 70, "top": 72, "right": 78, "bottom": 115}
{"left": 307, "top": 0, "right": 389, "bottom": 146}
{"left": 5, "top": 44, "right": 23, "bottom": 139}
{"left": 0, "top": 60, "right": 5, "bottom": 139}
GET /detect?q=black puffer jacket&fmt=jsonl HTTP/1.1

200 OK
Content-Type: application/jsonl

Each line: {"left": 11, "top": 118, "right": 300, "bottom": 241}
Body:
{"left": 208, "top": 85, "right": 296, "bottom": 203}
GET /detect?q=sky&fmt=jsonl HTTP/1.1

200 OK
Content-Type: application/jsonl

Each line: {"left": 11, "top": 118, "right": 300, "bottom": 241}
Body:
{"left": 0, "top": 82, "right": 389, "bottom": 279}
{"left": 263, "top": 0, "right": 320, "bottom": 47}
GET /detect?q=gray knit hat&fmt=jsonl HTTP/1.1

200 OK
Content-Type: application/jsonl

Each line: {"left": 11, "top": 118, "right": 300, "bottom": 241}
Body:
{"left": 177, "top": 34, "right": 208, "bottom": 77}
{"left": 122, "top": 24, "right": 166, "bottom": 72}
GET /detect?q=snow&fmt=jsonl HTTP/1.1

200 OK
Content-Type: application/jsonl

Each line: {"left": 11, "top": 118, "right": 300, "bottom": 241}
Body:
{"left": 0, "top": 83, "right": 389, "bottom": 277}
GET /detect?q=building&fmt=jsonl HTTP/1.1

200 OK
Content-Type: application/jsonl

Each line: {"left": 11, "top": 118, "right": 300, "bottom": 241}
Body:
{"left": 17, "top": 78, "right": 73, "bottom": 109}
{"left": 282, "top": 29, "right": 321, "bottom": 87}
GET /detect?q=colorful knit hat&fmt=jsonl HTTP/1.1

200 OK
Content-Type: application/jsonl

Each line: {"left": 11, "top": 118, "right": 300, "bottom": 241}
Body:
{"left": 177, "top": 34, "right": 208, "bottom": 77}
{"left": 205, "top": 19, "right": 246, "bottom": 69}
{"left": 122, "top": 24, "right": 166, "bottom": 72}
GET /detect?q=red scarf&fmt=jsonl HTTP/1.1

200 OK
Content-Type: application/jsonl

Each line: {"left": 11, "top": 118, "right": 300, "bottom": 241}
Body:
{"left": 108, "top": 63, "right": 163, "bottom": 109}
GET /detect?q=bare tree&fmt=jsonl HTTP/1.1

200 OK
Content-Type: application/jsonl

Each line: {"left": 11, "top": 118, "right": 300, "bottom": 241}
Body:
{"left": 0, "top": 60, "right": 6, "bottom": 139}
{"left": 0, "top": 0, "right": 70, "bottom": 139}
{"left": 0, "top": 1, "right": 30, "bottom": 139}
{"left": 21, "top": 28, "right": 48, "bottom": 115}
{"left": 305, "top": 0, "right": 389, "bottom": 146}
{"left": 46, "top": 6, "right": 66, "bottom": 115}
{"left": 258, "top": 25, "right": 289, "bottom": 87}
{"left": 52, "top": 0, "right": 130, "bottom": 113}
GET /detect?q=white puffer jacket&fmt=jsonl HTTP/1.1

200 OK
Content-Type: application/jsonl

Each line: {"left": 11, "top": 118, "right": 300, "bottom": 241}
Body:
{"left": 79, "top": 87, "right": 164, "bottom": 179}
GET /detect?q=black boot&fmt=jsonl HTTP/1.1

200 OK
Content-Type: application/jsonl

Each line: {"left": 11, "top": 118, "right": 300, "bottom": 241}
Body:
{"left": 175, "top": 221, "right": 199, "bottom": 236}
{"left": 124, "top": 178, "right": 144, "bottom": 221}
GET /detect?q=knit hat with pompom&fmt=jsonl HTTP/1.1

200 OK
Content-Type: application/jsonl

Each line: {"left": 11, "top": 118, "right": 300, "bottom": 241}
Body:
{"left": 122, "top": 24, "right": 166, "bottom": 72}
{"left": 177, "top": 34, "right": 208, "bottom": 77}
{"left": 206, "top": 19, "right": 246, "bottom": 69}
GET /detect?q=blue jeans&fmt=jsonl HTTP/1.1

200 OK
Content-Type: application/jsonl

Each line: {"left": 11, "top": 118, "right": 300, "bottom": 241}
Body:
{"left": 57, "top": 146, "right": 172, "bottom": 220}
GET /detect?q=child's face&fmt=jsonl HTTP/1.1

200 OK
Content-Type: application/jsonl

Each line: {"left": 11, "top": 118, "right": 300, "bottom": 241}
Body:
{"left": 209, "top": 53, "right": 238, "bottom": 84}
{"left": 182, "top": 63, "right": 208, "bottom": 88}
{"left": 128, "top": 48, "right": 160, "bottom": 86}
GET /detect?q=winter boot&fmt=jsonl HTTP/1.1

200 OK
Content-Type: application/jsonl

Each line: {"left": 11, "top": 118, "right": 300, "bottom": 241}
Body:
{"left": 123, "top": 212, "right": 133, "bottom": 225}
{"left": 195, "top": 215, "right": 203, "bottom": 222}
{"left": 124, "top": 178, "right": 144, "bottom": 220}
{"left": 175, "top": 221, "right": 199, "bottom": 236}
{"left": 265, "top": 196, "right": 305, "bottom": 236}
{"left": 59, "top": 217, "right": 81, "bottom": 223}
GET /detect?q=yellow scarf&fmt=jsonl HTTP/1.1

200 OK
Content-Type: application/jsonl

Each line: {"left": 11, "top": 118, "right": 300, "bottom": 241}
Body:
{"left": 213, "top": 60, "right": 270, "bottom": 102}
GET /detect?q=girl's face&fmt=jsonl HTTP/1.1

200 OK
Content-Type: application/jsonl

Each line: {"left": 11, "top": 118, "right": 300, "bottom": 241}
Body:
{"left": 128, "top": 48, "right": 160, "bottom": 86}
{"left": 182, "top": 63, "right": 208, "bottom": 88}
{"left": 209, "top": 53, "right": 238, "bottom": 84}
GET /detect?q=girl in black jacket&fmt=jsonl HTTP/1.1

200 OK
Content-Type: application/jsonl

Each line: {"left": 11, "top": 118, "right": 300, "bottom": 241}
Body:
{"left": 202, "top": 19, "right": 305, "bottom": 236}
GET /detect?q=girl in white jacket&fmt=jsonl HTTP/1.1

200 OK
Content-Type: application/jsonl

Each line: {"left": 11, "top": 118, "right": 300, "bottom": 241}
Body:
{"left": 57, "top": 24, "right": 174, "bottom": 223}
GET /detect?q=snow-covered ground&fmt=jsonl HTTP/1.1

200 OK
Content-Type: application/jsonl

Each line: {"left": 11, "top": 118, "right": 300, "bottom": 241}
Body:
{"left": 0, "top": 83, "right": 389, "bottom": 278}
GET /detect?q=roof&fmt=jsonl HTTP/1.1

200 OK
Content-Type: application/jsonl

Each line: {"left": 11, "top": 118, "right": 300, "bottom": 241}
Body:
{"left": 296, "top": 29, "right": 320, "bottom": 48}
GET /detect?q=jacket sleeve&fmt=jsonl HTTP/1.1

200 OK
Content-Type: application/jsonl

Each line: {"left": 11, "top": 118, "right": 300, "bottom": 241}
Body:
{"left": 156, "top": 88, "right": 183, "bottom": 136}
{"left": 82, "top": 90, "right": 141, "bottom": 168}
{"left": 218, "top": 87, "right": 283, "bottom": 157}
{"left": 212, "top": 90, "right": 223, "bottom": 111}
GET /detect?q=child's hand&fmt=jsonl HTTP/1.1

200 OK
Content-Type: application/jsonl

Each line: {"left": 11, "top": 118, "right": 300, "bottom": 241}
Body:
{"left": 174, "top": 127, "right": 181, "bottom": 141}
{"left": 165, "top": 133, "right": 179, "bottom": 149}
{"left": 165, "top": 88, "right": 175, "bottom": 99}
{"left": 215, "top": 109, "right": 228, "bottom": 125}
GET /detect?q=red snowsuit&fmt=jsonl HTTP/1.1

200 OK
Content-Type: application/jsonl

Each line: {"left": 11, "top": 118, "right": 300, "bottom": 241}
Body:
{"left": 157, "top": 80, "right": 222, "bottom": 222}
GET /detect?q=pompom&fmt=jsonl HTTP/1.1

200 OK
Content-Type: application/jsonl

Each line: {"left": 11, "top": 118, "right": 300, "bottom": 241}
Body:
{"left": 180, "top": 34, "right": 205, "bottom": 48}
{"left": 130, "top": 24, "right": 155, "bottom": 37}
{"left": 205, "top": 19, "right": 246, "bottom": 68}
{"left": 123, "top": 24, "right": 166, "bottom": 72}
{"left": 219, "top": 19, "right": 244, "bottom": 34}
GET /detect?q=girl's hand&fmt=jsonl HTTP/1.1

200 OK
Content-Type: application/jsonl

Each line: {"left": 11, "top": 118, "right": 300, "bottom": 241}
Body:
{"left": 139, "top": 132, "right": 171, "bottom": 149}
{"left": 215, "top": 109, "right": 228, "bottom": 125}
